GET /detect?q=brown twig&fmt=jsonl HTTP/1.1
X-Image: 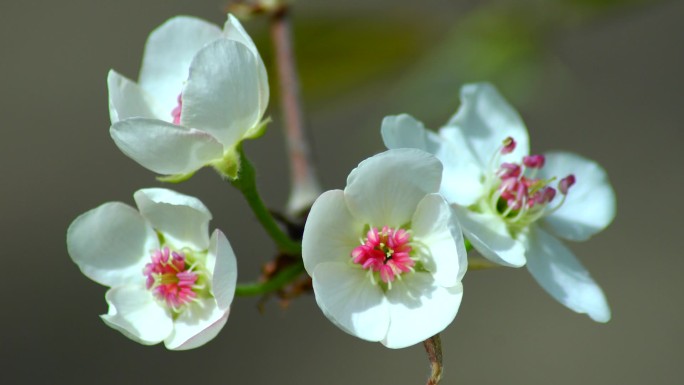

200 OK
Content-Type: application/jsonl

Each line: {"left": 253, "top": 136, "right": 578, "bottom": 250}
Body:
{"left": 423, "top": 334, "right": 444, "bottom": 385}
{"left": 270, "top": 5, "right": 321, "bottom": 216}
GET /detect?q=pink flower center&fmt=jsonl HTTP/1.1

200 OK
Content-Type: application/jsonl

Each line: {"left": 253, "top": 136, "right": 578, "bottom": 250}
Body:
{"left": 171, "top": 93, "right": 182, "bottom": 125}
{"left": 143, "top": 247, "right": 200, "bottom": 310}
{"left": 351, "top": 226, "right": 415, "bottom": 285}
{"left": 497, "top": 165, "right": 558, "bottom": 211}
{"left": 485, "top": 137, "right": 576, "bottom": 227}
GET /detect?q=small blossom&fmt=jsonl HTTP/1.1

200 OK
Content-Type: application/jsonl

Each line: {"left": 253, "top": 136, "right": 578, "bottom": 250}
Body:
{"left": 302, "top": 149, "right": 467, "bottom": 348}
{"left": 67, "top": 188, "right": 238, "bottom": 350}
{"left": 382, "top": 83, "right": 616, "bottom": 322}
{"left": 107, "top": 14, "right": 269, "bottom": 179}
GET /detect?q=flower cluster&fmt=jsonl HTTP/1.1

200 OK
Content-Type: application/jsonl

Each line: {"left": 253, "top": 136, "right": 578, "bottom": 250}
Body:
{"left": 67, "top": 14, "right": 265, "bottom": 350}
{"left": 69, "top": 10, "right": 616, "bottom": 363}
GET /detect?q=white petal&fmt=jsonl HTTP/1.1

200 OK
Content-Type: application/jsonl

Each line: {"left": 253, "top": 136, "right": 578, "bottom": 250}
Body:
{"left": 302, "top": 190, "right": 363, "bottom": 275}
{"left": 110, "top": 118, "right": 224, "bottom": 175}
{"left": 101, "top": 285, "right": 173, "bottom": 345}
{"left": 134, "top": 188, "right": 212, "bottom": 250}
{"left": 436, "top": 143, "right": 485, "bottom": 206}
{"left": 443, "top": 83, "right": 529, "bottom": 168}
{"left": 164, "top": 298, "right": 230, "bottom": 350}
{"left": 312, "top": 262, "right": 390, "bottom": 342}
{"left": 525, "top": 227, "right": 611, "bottom": 322}
{"left": 411, "top": 194, "right": 467, "bottom": 286}
{"left": 381, "top": 114, "right": 441, "bottom": 153}
{"left": 139, "top": 16, "right": 222, "bottom": 117}
{"left": 540, "top": 152, "right": 616, "bottom": 242}
{"left": 107, "top": 70, "right": 158, "bottom": 124}
{"left": 381, "top": 114, "right": 483, "bottom": 206}
{"left": 223, "top": 14, "right": 269, "bottom": 118}
{"left": 452, "top": 206, "right": 526, "bottom": 267}
{"left": 207, "top": 230, "right": 238, "bottom": 310}
{"left": 344, "top": 149, "right": 442, "bottom": 228}
{"left": 181, "top": 39, "right": 261, "bottom": 147}
{"left": 67, "top": 202, "right": 158, "bottom": 287}
{"left": 383, "top": 274, "right": 463, "bottom": 349}
{"left": 222, "top": 14, "right": 259, "bottom": 59}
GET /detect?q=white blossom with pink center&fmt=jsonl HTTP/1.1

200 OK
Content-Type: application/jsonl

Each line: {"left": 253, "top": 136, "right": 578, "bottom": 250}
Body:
{"left": 302, "top": 149, "right": 467, "bottom": 349}
{"left": 67, "top": 188, "right": 237, "bottom": 350}
{"left": 381, "top": 83, "right": 616, "bottom": 323}
{"left": 107, "top": 14, "right": 269, "bottom": 179}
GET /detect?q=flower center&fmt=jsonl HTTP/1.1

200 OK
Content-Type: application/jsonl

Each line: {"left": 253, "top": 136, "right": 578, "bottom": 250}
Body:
{"left": 171, "top": 93, "right": 182, "bottom": 125}
{"left": 351, "top": 226, "right": 416, "bottom": 287}
{"left": 480, "top": 137, "right": 576, "bottom": 232}
{"left": 143, "top": 247, "right": 205, "bottom": 311}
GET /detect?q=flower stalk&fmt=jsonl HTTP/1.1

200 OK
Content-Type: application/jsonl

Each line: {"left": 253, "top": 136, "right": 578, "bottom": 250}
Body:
{"left": 423, "top": 334, "right": 443, "bottom": 385}
{"left": 270, "top": 4, "right": 322, "bottom": 215}
{"left": 235, "top": 261, "right": 305, "bottom": 296}
{"left": 231, "top": 146, "right": 302, "bottom": 255}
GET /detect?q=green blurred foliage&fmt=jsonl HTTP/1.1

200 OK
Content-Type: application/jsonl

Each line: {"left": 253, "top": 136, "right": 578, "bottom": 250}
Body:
{"left": 562, "top": 0, "right": 654, "bottom": 16}
{"left": 391, "top": 6, "right": 547, "bottom": 124}
{"left": 292, "top": 18, "right": 428, "bottom": 99}
{"left": 252, "top": 0, "right": 664, "bottom": 128}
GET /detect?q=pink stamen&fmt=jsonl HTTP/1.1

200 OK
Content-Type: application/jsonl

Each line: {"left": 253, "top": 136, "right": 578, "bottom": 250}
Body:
{"left": 496, "top": 158, "right": 558, "bottom": 212}
{"left": 499, "top": 163, "right": 522, "bottom": 178}
{"left": 143, "top": 247, "right": 199, "bottom": 309}
{"left": 529, "top": 186, "right": 557, "bottom": 207}
{"left": 523, "top": 154, "right": 546, "bottom": 169}
{"left": 488, "top": 136, "right": 578, "bottom": 222}
{"left": 559, "top": 174, "right": 576, "bottom": 195}
{"left": 501, "top": 137, "right": 516, "bottom": 154}
{"left": 171, "top": 94, "right": 182, "bottom": 125}
{"left": 352, "top": 226, "right": 414, "bottom": 284}
{"left": 541, "top": 187, "right": 557, "bottom": 204}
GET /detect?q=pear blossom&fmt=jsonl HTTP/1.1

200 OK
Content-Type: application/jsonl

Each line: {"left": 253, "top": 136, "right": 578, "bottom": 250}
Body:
{"left": 67, "top": 188, "right": 237, "bottom": 350}
{"left": 108, "top": 14, "right": 269, "bottom": 179}
{"left": 382, "top": 83, "right": 616, "bottom": 322}
{"left": 302, "top": 149, "right": 467, "bottom": 348}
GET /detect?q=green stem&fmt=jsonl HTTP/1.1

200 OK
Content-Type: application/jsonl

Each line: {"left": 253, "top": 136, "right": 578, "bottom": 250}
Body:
{"left": 235, "top": 262, "right": 305, "bottom": 297}
{"left": 231, "top": 146, "right": 302, "bottom": 255}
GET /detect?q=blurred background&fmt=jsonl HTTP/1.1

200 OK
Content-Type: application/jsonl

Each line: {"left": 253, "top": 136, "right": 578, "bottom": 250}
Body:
{"left": 1, "top": 0, "right": 681, "bottom": 383}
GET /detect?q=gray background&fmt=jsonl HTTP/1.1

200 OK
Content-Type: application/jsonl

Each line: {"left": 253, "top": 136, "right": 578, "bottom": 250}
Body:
{"left": 1, "top": 0, "right": 681, "bottom": 383}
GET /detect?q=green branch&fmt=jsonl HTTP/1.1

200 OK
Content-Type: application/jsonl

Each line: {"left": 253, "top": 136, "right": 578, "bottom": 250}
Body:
{"left": 235, "top": 262, "right": 306, "bottom": 297}
{"left": 231, "top": 146, "right": 302, "bottom": 256}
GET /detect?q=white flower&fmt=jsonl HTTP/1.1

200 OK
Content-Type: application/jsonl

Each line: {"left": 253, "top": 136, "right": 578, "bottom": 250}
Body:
{"left": 302, "top": 149, "right": 467, "bottom": 349}
{"left": 382, "top": 83, "right": 616, "bottom": 322}
{"left": 108, "top": 14, "right": 269, "bottom": 179}
{"left": 67, "top": 188, "right": 238, "bottom": 350}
